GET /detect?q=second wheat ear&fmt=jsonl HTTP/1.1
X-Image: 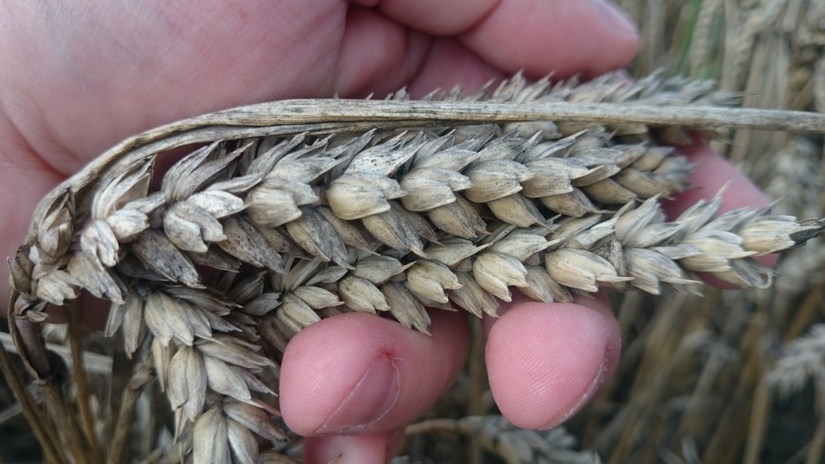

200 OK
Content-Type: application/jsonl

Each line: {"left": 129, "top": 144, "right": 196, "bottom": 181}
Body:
{"left": 4, "top": 72, "right": 825, "bottom": 463}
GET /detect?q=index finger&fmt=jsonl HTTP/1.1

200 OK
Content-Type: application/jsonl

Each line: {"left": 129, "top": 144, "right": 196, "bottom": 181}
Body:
{"left": 663, "top": 143, "right": 770, "bottom": 217}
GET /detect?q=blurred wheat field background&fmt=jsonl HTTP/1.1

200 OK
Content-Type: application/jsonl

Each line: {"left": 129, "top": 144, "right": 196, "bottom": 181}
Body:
{"left": 590, "top": 1, "right": 825, "bottom": 463}
{"left": 2, "top": 1, "right": 825, "bottom": 463}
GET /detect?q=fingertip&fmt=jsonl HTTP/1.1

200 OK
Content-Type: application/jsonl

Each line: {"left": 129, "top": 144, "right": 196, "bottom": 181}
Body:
{"left": 280, "top": 311, "right": 468, "bottom": 436}
{"left": 485, "top": 300, "right": 620, "bottom": 429}
{"left": 460, "top": 0, "right": 639, "bottom": 78}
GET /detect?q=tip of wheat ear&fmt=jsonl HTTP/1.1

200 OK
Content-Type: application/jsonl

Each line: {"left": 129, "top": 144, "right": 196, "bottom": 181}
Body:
{"left": 6, "top": 71, "right": 825, "bottom": 461}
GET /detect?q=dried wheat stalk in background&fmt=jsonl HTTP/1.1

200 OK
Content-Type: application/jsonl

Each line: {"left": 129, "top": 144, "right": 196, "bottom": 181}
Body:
{"left": 3, "top": 72, "right": 825, "bottom": 463}
{"left": 584, "top": 4, "right": 825, "bottom": 464}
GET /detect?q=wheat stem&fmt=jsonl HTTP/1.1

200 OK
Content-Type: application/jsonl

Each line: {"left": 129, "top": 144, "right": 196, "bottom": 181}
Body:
{"left": 212, "top": 99, "right": 825, "bottom": 132}
{"left": 9, "top": 304, "right": 89, "bottom": 464}
{"left": 0, "top": 327, "right": 67, "bottom": 464}
{"left": 107, "top": 348, "right": 155, "bottom": 464}
{"left": 67, "top": 300, "right": 104, "bottom": 463}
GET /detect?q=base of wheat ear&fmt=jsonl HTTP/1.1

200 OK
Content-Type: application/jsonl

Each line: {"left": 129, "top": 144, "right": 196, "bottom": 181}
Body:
{"left": 4, "top": 72, "right": 825, "bottom": 463}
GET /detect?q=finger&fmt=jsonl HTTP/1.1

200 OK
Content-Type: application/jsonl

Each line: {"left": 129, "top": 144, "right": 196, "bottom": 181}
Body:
{"left": 303, "top": 427, "right": 406, "bottom": 464}
{"left": 361, "top": 0, "right": 639, "bottom": 76}
{"left": 460, "top": 0, "right": 639, "bottom": 78}
{"left": 0, "top": 128, "right": 65, "bottom": 313}
{"left": 350, "top": 0, "right": 497, "bottom": 35}
{"left": 663, "top": 143, "right": 771, "bottom": 217}
{"left": 484, "top": 295, "right": 621, "bottom": 430}
{"left": 662, "top": 143, "right": 778, "bottom": 288}
{"left": 404, "top": 38, "right": 505, "bottom": 97}
{"left": 333, "top": 10, "right": 504, "bottom": 98}
{"left": 336, "top": 0, "right": 639, "bottom": 95}
{"left": 280, "top": 310, "right": 469, "bottom": 436}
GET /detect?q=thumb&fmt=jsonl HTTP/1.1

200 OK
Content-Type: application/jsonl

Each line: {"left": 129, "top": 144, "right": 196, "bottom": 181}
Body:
{"left": 280, "top": 310, "right": 469, "bottom": 436}
{"left": 483, "top": 293, "right": 621, "bottom": 429}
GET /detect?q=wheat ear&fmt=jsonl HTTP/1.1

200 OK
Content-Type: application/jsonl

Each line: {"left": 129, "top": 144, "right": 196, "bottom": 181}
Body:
{"left": 3, "top": 72, "right": 825, "bottom": 463}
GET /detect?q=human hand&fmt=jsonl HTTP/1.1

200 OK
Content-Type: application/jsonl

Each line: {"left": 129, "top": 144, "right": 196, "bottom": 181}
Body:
{"left": 0, "top": 1, "right": 769, "bottom": 463}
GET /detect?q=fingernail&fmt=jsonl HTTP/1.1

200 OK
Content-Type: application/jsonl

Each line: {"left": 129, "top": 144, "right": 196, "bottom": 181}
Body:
{"left": 554, "top": 354, "right": 610, "bottom": 426}
{"left": 317, "top": 355, "right": 400, "bottom": 434}
{"left": 592, "top": 0, "right": 638, "bottom": 38}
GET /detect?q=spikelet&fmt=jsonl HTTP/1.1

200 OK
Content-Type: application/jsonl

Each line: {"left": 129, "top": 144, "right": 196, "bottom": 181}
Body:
{"left": 6, "top": 71, "right": 825, "bottom": 462}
